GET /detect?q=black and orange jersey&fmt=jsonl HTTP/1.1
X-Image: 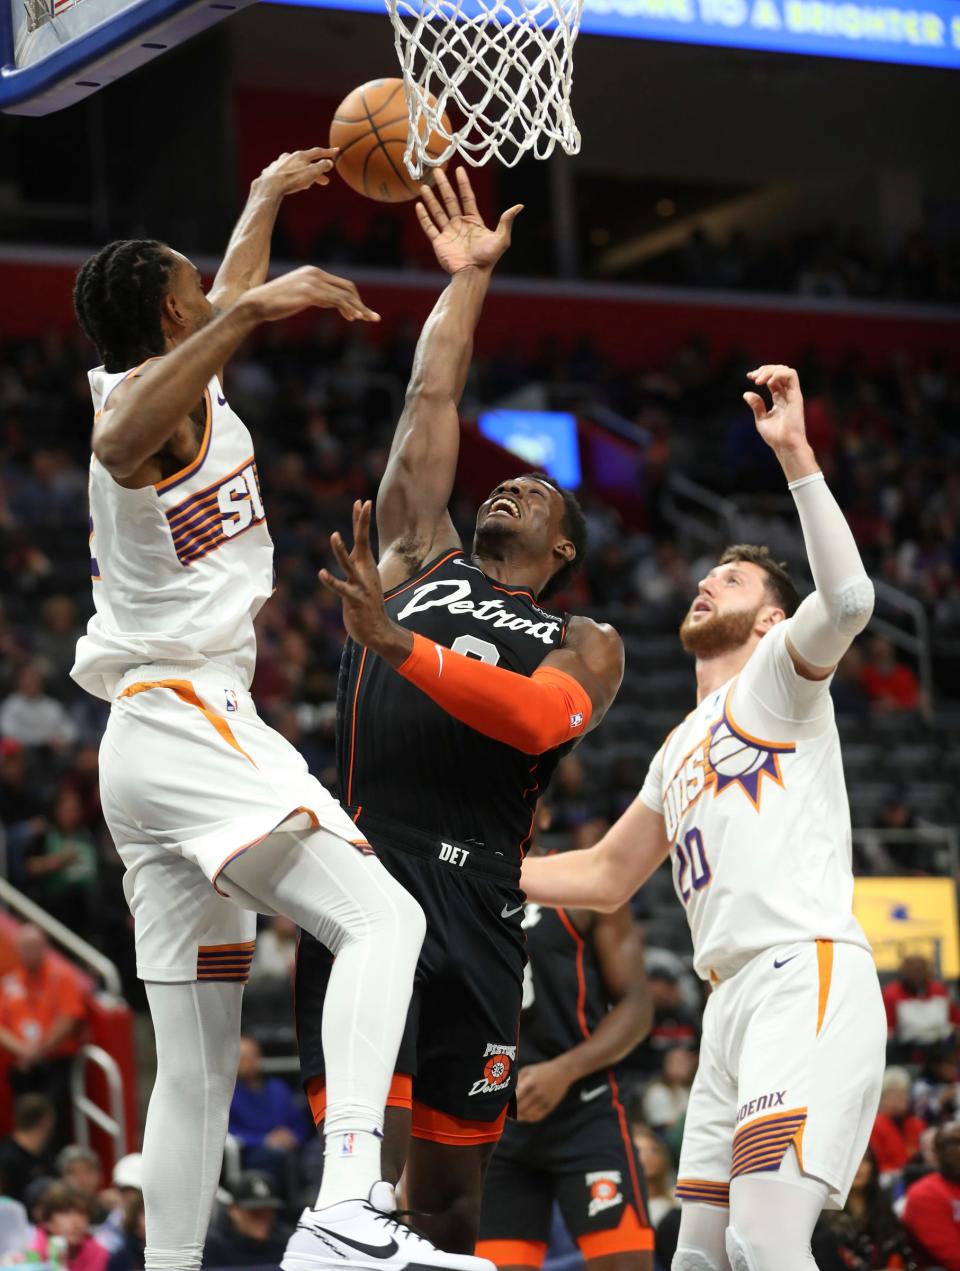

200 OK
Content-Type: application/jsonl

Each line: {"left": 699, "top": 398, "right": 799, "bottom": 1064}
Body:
{"left": 519, "top": 901, "right": 607, "bottom": 1071}
{"left": 336, "top": 549, "right": 571, "bottom": 862}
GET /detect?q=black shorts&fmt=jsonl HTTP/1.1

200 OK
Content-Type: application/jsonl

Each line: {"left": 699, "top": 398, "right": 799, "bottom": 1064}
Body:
{"left": 476, "top": 1076, "right": 654, "bottom": 1265}
{"left": 295, "top": 811, "right": 526, "bottom": 1144}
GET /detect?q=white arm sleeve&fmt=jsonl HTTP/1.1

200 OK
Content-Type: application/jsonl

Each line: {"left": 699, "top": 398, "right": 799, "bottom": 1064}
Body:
{"left": 786, "top": 470, "right": 875, "bottom": 669}
{"left": 732, "top": 615, "right": 834, "bottom": 740}
{"left": 638, "top": 741, "right": 666, "bottom": 815}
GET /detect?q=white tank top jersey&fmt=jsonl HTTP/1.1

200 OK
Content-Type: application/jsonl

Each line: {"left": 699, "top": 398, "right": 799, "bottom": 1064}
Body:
{"left": 638, "top": 619, "right": 871, "bottom": 982}
{"left": 71, "top": 363, "right": 274, "bottom": 701}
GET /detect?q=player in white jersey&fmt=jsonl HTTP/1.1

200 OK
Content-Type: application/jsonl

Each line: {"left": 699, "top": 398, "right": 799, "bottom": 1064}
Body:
{"left": 71, "top": 149, "right": 493, "bottom": 1271}
{"left": 520, "top": 365, "right": 886, "bottom": 1271}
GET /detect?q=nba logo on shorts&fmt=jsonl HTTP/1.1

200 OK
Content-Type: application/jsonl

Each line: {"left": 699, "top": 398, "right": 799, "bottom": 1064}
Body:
{"left": 224, "top": 689, "right": 239, "bottom": 712}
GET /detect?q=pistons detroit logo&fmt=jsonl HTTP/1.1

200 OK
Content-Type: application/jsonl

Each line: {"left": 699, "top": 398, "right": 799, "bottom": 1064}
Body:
{"left": 468, "top": 1043, "right": 516, "bottom": 1096}
{"left": 586, "top": 1170, "right": 623, "bottom": 1217}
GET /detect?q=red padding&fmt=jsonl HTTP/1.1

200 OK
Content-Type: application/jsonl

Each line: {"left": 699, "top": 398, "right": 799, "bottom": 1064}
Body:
{"left": 397, "top": 634, "right": 591, "bottom": 753}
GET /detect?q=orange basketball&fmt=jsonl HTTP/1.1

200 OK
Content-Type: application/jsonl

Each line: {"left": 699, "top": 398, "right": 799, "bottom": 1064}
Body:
{"left": 329, "top": 78, "right": 450, "bottom": 203}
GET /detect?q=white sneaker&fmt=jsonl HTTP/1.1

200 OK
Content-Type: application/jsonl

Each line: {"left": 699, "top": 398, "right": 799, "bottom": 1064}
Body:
{"left": 281, "top": 1182, "right": 496, "bottom": 1271}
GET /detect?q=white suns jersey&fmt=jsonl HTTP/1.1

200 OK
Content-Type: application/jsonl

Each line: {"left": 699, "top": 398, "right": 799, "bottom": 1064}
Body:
{"left": 639, "top": 619, "right": 871, "bottom": 981}
{"left": 71, "top": 365, "right": 274, "bottom": 701}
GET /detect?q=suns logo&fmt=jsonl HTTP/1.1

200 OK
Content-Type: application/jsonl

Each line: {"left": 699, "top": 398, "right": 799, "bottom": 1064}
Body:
{"left": 586, "top": 1171, "right": 622, "bottom": 1217}
{"left": 662, "top": 690, "right": 796, "bottom": 838}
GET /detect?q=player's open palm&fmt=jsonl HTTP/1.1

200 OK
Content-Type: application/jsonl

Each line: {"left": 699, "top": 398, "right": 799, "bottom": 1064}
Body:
{"left": 245, "top": 266, "right": 380, "bottom": 324}
{"left": 743, "top": 364, "right": 808, "bottom": 453}
{"left": 320, "top": 500, "right": 390, "bottom": 648}
{"left": 417, "top": 168, "right": 523, "bottom": 274}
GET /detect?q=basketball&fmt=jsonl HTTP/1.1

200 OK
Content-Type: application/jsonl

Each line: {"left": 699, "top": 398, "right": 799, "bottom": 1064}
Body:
{"left": 329, "top": 78, "right": 451, "bottom": 203}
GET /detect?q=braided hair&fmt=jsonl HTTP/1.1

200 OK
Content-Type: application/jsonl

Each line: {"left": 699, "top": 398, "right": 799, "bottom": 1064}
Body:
{"left": 74, "top": 240, "right": 174, "bottom": 373}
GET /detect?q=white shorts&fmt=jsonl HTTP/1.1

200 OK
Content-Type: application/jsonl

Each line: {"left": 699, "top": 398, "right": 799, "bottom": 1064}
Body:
{"left": 675, "top": 939, "right": 885, "bottom": 1210}
{"left": 99, "top": 661, "right": 368, "bottom": 983}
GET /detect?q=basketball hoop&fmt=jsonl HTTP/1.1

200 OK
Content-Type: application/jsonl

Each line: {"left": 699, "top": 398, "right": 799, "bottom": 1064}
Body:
{"left": 385, "top": 0, "right": 584, "bottom": 176}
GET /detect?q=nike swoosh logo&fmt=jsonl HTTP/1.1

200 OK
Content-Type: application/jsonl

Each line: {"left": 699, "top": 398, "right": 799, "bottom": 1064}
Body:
{"left": 305, "top": 1227, "right": 399, "bottom": 1259}
{"left": 580, "top": 1084, "right": 608, "bottom": 1102}
{"left": 217, "top": 393, "right": 227, "bottom": 406}
{"left": 501, "top": 902, "right": 524, "bottom": 919}
{"left": 773, "top": 954, "right": 799, "bottom": 969}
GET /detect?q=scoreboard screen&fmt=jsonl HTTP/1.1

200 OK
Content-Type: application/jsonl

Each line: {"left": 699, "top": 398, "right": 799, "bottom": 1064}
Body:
{"left": 272, "top": 0, "right": 960, "bottom": 69}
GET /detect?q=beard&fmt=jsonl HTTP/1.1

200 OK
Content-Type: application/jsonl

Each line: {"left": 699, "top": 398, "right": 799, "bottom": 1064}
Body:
{"left": 679, "top": 604, "right": 761, "bottom": 657}
{"left": 473, "top": 520, "right": 521, "bottom": 561}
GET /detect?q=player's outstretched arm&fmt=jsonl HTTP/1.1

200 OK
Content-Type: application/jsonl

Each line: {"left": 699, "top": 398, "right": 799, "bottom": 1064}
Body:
{"left": 516, "top": 907, "right": 651, "bottom": 1122}
{"left": 520, "top": 796, "right": 672, "bottom": 913}
{"left": 208, "top": 148, "right": 338, "bottom": 312}
{"left": 94, "top": 269, "right": 378, "bottom": 486}
{"left": 321, "top": 501, "right": 620, "bottom": 755}
{"left": 376, "top": 168, "right": 522, "bottom": 589}
{"left": 744, "top": 364, "right": 874, "bottom": 679}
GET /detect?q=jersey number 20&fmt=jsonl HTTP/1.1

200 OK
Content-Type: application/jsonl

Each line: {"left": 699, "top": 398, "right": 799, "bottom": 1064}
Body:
{"left": 675, "top": 828, "right": 711, "bottom": 905}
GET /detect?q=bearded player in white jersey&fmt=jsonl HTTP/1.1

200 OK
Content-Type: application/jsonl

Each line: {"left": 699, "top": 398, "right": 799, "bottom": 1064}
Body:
{"left": 71, "top": 148, "right": 493, "bottom": 1271}
{"left": 521, "top": 365, "right": 886, "bottom": 1271}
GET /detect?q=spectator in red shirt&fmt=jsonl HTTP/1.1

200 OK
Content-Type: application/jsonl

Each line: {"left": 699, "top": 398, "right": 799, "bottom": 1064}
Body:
{"left": 871, "top": 1067, "right": 927, "bottom": 1178}
{"left": 0, "top": 925, "right": 87, "bottom": 1144}
{"left": 902, "top": 1120, "right": 960, "bottom": 1270}
{"left": 861, "top": 636, "right": 928, "bottom": 717}
{"left": 884, "top": 955, "right": 960, "bottom": 1064}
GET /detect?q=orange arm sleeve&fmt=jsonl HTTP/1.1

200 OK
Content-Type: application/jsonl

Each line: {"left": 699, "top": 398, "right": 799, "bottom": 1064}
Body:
{"left": 396, "top": 632, "right": 592, "bottom": 753}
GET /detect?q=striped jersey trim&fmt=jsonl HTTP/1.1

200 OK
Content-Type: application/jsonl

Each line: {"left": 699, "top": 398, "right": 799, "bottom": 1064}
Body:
{"left": 675, "top": 1178, "right": 730, "bottom": 1207}
{"left": 197, "top": 940, "right": 255, "bottom": 983}
{"left": 731, "top": 1107, "right": 807, "bottom": 1179}
{"left": 164, "top": 455, "right": 264, "bottom": 567}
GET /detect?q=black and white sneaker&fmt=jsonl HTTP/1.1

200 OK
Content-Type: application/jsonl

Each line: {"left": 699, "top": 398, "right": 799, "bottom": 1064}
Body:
{"left": 281, "top": 1181, "right": 496, "bottom": 1271}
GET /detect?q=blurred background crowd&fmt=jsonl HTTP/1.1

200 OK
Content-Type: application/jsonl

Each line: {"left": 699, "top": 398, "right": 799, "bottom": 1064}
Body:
{"left": 1, "top": 289, "right": 958, "bottom": 1267}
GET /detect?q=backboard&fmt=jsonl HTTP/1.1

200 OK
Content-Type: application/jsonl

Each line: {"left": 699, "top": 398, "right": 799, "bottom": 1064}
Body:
{"left": 1, "top": 0, "right": 256, "bottom": 114}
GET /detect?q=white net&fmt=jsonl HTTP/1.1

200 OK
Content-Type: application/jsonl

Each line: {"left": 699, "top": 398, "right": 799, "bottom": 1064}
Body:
{"left": 386, "top": 0, "right": 584, "bottom": 176}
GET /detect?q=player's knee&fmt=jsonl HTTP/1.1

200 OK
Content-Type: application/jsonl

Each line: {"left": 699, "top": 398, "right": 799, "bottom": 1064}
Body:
{"left": 394, "top": 884, "right": 426, "bottom": 943}
{"left": 724, "top": 1226, "right": 760, "bottom": 1271}
{"left": 725, "top": 1223, "right": 811, "bottom": 1271}
{"left": 671, "top": 1249, "right": 724, "bottom": 1271}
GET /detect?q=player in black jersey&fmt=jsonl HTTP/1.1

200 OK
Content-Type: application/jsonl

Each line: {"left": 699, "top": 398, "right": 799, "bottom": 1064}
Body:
{"left": 295, "top": 167, "right": 625, "bottom": 1255}
{"left": 476, "top": 831, "right": 654, "bottom": 1271}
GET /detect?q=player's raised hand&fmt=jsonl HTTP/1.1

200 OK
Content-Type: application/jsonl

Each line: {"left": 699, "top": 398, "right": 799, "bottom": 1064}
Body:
{"left": 256, "top": 147, "right": 340, "bottom": 195}
{"left": 244, "top": 266, "right": 380, "bottom": 324}
{"left": 320, "top": 500, "right": 394, "bottom": 650}
{"left": 743, "top": 365, "right": 808, "bottom": 454}
{"left": 416, "top": 168, "right": 523, "bottom": 274}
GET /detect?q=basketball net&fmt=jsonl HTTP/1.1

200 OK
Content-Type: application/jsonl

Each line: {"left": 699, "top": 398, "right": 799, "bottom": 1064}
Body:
{"left": 385, "top": 0, "right": 584, "bottom": 176}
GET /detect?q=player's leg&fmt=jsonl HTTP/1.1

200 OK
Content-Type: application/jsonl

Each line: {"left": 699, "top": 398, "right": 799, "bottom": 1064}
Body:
{"left": 295, "top": 925, "right": 423, "bottom": 1189}
{"left": 141, "top": 979, "right": 244, "bottom": 1271}
{"left": 108, "top": 831, "right": 256, "bottom": 1271}
{"left": 399, "top": 867, "right": 527, "bottom": 1252}
{"left": 725, "top": 1153, "right": 825, "bottom": 1271}
{"left": 725, "top": 941, "right": 886, "bottom": 1271}
{"left": 672, "top": 991, "right": 737, "bottom": 1271}
{"left": 474, "top": 1129, "right": 553, "bottom": 1271}
{"left": 672, "top": 1205, "right": 731, "bottom": 1271}
{"left": 553, "top": 1082, "right": 654, "bottom": 1271}
{"left": 404, "top": 1138, "right": 498, "bottom": 1252}
{"left": 218, "top": 824, "right": 426, "bottom": 1207}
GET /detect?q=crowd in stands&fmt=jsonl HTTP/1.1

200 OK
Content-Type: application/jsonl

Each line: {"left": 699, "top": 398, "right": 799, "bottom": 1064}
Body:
{"left": 0, "top": 318, "right": 957, "bottom": 997}
{"left": 1, "top": 275, "right": 958, "bottom": 1266}
{"left": 305, "top": 211, "right": 960, "bottom": 306}
{"left": 0, "top": 946, "right": 957, "bottom": 1267}
{"left": 622, "top": 224, "right": 960, "bottom": 306}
